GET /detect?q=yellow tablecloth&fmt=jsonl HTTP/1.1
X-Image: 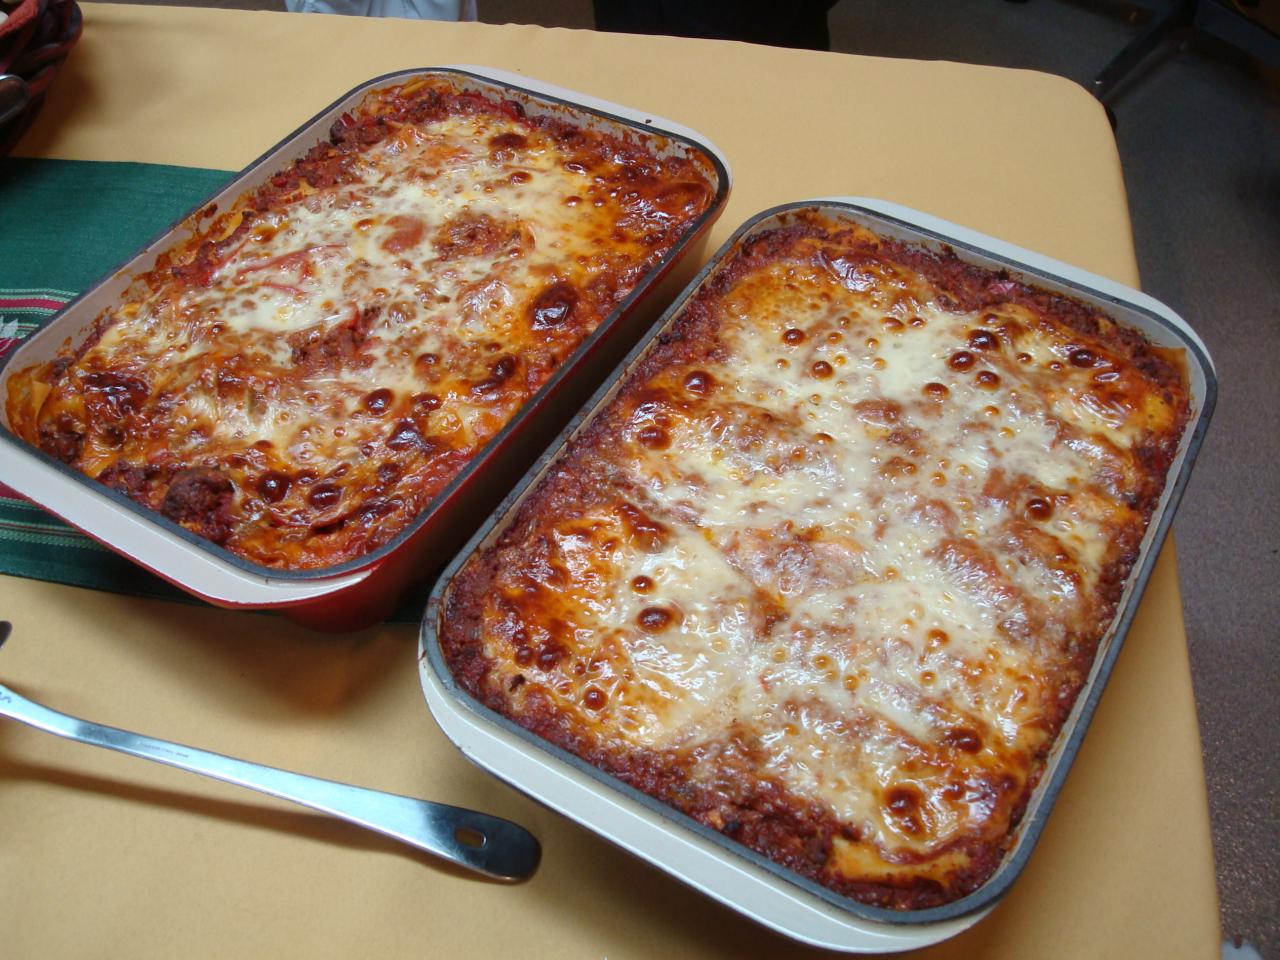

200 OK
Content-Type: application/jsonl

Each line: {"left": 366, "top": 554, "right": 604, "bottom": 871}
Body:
{"left": 2, "top": 6, "right": 1219, "bottom": 957}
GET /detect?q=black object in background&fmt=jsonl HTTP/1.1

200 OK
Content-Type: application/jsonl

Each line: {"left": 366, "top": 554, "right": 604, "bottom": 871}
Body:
{"left": 593, "top": 0, "right": 839, "bottom": 51}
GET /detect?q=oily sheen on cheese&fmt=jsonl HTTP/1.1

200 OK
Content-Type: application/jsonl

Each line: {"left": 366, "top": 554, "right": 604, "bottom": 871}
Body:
{"left": 4, "top": 77, "right": 715, "bottom": 569}
{"left": 441, "top": 213, "right": 1191, "bottom": 910}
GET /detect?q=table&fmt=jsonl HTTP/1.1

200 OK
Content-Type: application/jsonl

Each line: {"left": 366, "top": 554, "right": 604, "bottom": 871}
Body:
{"left": 1, "top": 6, "right": 1220, "bottom": 956}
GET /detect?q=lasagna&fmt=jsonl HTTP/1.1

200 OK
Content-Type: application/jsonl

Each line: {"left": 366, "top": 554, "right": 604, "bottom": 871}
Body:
{"left": 4, "top": 76, "right": 716, "bottom": 570}
{"left": 440, "top": 212, "right": 1190, "bottom": 909}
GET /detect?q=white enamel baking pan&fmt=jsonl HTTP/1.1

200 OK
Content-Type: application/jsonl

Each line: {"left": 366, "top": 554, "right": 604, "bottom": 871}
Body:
{"left": 420, "top": 198, "right": 1215, "bottom": 951}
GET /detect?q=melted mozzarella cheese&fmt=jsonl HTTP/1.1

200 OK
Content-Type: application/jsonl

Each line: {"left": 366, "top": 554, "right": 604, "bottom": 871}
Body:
{"left": 80, "top": 113, "right": 602, "bottom": 460}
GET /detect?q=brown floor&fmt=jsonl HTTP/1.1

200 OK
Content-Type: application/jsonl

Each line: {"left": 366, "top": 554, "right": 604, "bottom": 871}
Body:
{"left": 62, "top": 0, "right": 1280, "bottom": 955}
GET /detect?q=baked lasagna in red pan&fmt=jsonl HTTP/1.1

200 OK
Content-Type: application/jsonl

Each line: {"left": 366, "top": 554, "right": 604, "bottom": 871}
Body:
{"left": 0, "top": 68, "right": 728, "bottom": 625}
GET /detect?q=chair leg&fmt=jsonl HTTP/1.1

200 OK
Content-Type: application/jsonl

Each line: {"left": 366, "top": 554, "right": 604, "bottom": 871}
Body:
{"left": 1092, "top": 0, "right": 1197, "bottom": 103}
{"left": 1194, "top": 0, "right": 1280, "bottom": 69}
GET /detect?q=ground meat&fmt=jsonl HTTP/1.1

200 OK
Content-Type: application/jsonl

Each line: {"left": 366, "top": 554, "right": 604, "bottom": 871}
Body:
{"left": 433, "top": 211, "right": 519, "bottom": 260}
{"left": 289, "top": 304, "right": 380, "bottom": 371}
{"left": 161, "top": 467, "right": 235, "bottom": 544}
{"left": 38, "top": 413, "right": 85, "bottom": 464}
{"left": 97, "top": 460, "right": 162, "bottom": 500}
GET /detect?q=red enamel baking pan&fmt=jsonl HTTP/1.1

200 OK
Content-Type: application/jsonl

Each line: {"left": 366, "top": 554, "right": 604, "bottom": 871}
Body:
{"left": 0, "top": 66, "right": 730, "bottom": 630}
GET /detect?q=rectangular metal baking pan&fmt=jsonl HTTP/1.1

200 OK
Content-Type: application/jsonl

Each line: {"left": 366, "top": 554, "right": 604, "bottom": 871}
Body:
{"left": 0, "top": 66, "right": 730, "bottom": 629}
{"left": 419, "top": 198, "right": 1216, "bottom": 951}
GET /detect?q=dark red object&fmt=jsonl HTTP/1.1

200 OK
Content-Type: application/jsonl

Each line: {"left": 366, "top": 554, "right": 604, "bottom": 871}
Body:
{"left": 0, "top": 0, "right": 81, "bottom": 154}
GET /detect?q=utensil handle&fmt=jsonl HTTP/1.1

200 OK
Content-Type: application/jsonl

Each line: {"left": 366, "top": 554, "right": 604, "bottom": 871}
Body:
{"left": 0, "top": 683, "right": 539, "bottom": 881}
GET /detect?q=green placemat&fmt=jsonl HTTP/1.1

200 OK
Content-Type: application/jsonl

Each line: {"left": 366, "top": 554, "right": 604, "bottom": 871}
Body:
{"left": 0, "top": 158, "right": 424, "bottom": 623}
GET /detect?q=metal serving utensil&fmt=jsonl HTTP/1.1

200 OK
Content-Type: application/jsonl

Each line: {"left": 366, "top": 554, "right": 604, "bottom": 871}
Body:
{"left": 0, "top": 621, "right": 540, "bottom": 881}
